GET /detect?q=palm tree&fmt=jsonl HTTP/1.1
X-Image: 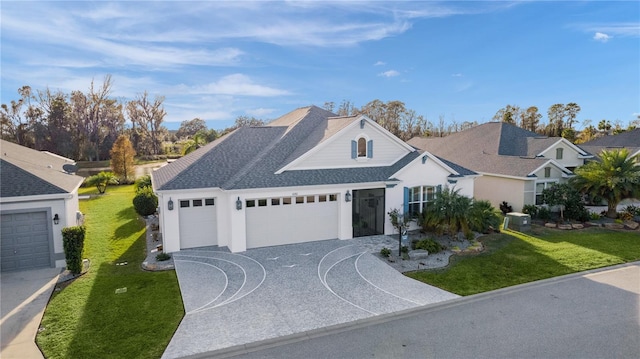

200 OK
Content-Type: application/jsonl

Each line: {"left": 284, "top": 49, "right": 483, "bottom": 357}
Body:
{"left": 85, "top": 171, "right": 118, "bottom": 194}
{"left": 572, "top": 149, "right": 640, "bottom": 218}
{"left": 182, "top": 131, "right": 208, "bottom": 155}
{"left": 422, "top": 186, "right": 472, "bottom": 238}
{"left": 469, "top": 200, "right": 501, "bottom": 233}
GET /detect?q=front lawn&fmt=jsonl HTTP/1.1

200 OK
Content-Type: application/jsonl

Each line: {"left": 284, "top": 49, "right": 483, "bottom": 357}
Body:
{"left": 37, "top": 185, "right": 184, "bottom": 359}
{"left": 407, "top": 226, "right": 640, "bottom": 296}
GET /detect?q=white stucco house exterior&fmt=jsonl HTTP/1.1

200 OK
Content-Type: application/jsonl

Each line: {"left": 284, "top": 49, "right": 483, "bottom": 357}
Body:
{"left": 409, "top": 122, "right": 593, "bottom": 212}
{"left": 152, "top": 106, "right": 477, "bottom": 253}
{"left": 0, "top": 139, "right": 84, "bottom": 271}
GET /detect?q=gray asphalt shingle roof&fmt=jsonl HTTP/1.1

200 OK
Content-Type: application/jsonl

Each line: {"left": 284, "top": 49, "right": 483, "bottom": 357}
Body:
{"left": 0, "top": 139, "right": 84, "bottom": 197}
{"left": 153, "top": 106, "right": 464, "bottom": 191}
{"left": 579, "top": 128, "right": 640, "bottom": 159}
{"left": 408, "top": 122, "right": 561, "bottom": 178}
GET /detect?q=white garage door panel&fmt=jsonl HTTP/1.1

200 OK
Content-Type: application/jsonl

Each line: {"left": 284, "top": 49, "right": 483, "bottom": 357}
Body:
{"left": 246, "top": 199, "right": 338, "bottom": 249}
{"left": 1, "top": 211, "right": 52, "bottom": 272}
{"left": 179, "top": 201, "right": 217, "bottom": 249}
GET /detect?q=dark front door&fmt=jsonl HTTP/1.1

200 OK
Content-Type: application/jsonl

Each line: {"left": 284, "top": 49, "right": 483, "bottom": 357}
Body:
{"left": 352, "top": 188, "right": 385, "bottom": 237}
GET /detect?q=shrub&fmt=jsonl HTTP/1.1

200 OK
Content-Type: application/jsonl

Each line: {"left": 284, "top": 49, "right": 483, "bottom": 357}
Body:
{"left": 133, "top": 187, "right": 158, "bottom": 216}
{"left": 617, "top": 211, "right": 634, "bottom": 221}
{"left": 401, "top": 245, "right": 409, "bottom": 254}
{"left": 469, "top": 200, "right": 501, "bottom": 233}
{"left": 156, "top": 252, "right": 171, "bottom": 261}
{"left": 589, "top": 212, "right": 601, "bottom": 220}
{"left": 62, "top": 226, "right": 86, "bottom": 274}
{"left": 380, "top": 247, "right": 391, "bottom": 258}
{"left": 624, "top": 205, "right": 639, "bottom": 217}
{"left": 414, "top": 238, "right": 444, "bottom": 254}
{"left": 522, "top": 204, "right": 539, "bottom": 218}
{"left": 135, "top": 175, "right": 152, "bottom": 193}
{"left": 538, "top": 206, "right": 551, "bottom": 220}
{"left": 499, "top": 201, "right": 513, "bottom": 215}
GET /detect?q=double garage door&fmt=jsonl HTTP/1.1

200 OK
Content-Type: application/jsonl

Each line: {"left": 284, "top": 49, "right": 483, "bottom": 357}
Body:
{"left": 179, "top": 198, "right": 217, "bottom": 249}
{"left": 246, "top": 193, "right": 339, "bottom": 249}
{"left": 1, "top": 211, "right": 52, "bottom": 272}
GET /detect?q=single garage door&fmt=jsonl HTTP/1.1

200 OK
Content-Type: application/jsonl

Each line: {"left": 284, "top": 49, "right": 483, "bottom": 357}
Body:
{"left": 179, "top": 198, "right": 217, "bottom": 249}
{"left": 246, "top": 193, "right": 339, "bottom": 249}
{"left": 1, "top": 211, "right": 52, "bottom": 272}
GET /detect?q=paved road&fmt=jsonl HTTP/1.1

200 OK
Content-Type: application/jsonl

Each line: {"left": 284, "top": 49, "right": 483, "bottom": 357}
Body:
{"left": 215, "top": 262, "right": 640, "bottom": 359}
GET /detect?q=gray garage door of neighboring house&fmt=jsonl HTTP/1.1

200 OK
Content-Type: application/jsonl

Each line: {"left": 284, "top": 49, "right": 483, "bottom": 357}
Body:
{"left": 245, "top": 193, "right": 339, "bottom": 249}
{"left": 1, "top": 211, "right": 53, "bottom": 272}
{"left": 179, "top": 198, "right": 218, "bottom": 249}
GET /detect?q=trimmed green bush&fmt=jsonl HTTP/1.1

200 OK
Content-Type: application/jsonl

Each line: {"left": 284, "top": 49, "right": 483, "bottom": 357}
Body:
{"left": 522, "top": 204, "right": 539, "bottom": 218}
{"left": 380, "top": 247, "right": 391, "bottom": 258}
{"left": 156, "top": 252, "right": 171, "bottom": 261}
{"left": 133, "top": 187, "right": 158, "bottom": 216}
{"left": 414, "top": 238, "right": 444, "bottom": 253}
{"left": 62, "top": 226, "right": 86, "bottom": 274}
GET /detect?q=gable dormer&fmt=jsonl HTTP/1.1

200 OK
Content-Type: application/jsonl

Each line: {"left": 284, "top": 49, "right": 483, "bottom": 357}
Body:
{"left": 537, "top": 138, "right": 591, "bottom": 170}
{"left": 276, "top": 115, "right": 414, "bottom": 173}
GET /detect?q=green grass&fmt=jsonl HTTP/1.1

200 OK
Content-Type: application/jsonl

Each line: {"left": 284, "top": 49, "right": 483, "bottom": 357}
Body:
{"left": 37, "top": 185, "right": 184, "bottom": 359}
{"left": 407, "top": 226, "right": 640, "bottom": 296}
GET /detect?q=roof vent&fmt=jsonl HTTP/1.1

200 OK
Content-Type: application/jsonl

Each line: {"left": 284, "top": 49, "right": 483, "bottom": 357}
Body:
{"left": 63, "top": 164, "right": 78, "bottom": 173}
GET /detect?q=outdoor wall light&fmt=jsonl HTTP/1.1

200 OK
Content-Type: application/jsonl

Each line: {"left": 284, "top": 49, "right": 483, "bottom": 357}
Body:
{"left": 53, "top": 214, "right": 60, "bottom": 225}
{"left": 360, "top": 118, "right": 365, "bottom": 129}
{"left": 168, "top": 198, "right": 174, "bottom": 211}
{"left": 345, "top": 190, "right": 352, "bottom": 202}
{"left": 236, "top": 197, "right": 243, "bottom": 210}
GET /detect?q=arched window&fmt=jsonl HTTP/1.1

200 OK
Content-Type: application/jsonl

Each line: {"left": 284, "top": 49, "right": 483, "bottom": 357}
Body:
{"left": 357, "top": 137, "right": 367, "bottom": 157}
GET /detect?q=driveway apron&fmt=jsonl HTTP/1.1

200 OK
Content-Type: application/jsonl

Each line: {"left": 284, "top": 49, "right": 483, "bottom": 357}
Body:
{"left": 162, "top": 239, "right": 458, "bottom": 359}
{"left": 1, "top": 267, "right": 61, "bottom": 359}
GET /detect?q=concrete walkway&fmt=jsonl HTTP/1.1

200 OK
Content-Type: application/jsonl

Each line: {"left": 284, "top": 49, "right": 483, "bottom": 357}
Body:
{"left": 163, "top": 239, "right": 458, "bottom": 359}
{"left": 0, "top": 267, "right": 61, "bottom": 359}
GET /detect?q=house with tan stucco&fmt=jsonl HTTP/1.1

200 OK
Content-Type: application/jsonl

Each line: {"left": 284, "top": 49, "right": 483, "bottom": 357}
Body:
{"left": 408, "top": 122, "right": 593, "bottom": 212}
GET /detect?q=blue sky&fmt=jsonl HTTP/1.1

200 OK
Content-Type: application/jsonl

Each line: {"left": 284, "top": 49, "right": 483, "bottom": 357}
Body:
{"left": 2, "top": 1, "right": 639, "bottom": 131}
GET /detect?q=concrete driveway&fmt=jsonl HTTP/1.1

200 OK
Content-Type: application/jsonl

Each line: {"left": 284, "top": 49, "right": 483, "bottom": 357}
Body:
{"left": 1, "top": 267, "right": 61, "bottom": 359}
{"left": 162, "top": 239, "right": 458, "bottom": 359}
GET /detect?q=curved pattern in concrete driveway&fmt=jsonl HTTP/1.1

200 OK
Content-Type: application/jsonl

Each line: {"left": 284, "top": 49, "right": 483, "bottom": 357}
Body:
{"left": 162, "top": 240, "right": 458, "bottom": 359}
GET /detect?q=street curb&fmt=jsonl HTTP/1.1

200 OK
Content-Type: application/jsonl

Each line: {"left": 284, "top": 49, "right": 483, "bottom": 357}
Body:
{"left": 180, "top": 261, "right": 640, "bottom": 359}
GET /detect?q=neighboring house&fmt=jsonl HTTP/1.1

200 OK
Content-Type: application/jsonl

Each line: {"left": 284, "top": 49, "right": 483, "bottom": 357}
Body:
{"left": 0, "top": 140, "right": 84, "bottom": 272}
{"left": 579, "top": 128, "right": 640, "bottom": 161}
{"left": 408, "top": 122, "right": 592, "bottom": 212}
{"left": 152, "top": 106, "right": 477, "bottom": 253}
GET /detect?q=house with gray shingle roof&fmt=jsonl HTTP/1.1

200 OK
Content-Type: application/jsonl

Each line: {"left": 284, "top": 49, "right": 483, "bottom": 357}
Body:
{"left": 579, "top": 128, "right": 640, "bottom": 161}
{"left": 152, "top": 106, "right": 477, "bottom": 253}
{"left": 408, "top": 122, "right": 592, "bottom": 212}
{"left": 0, "top": 139, "right": 84, "bottom": 271}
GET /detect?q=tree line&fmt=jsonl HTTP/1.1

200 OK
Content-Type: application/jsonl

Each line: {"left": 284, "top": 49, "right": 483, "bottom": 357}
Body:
{"left": 1, "top": 75, "right": 168, "bottom": 161}
{"left": 3, "top": 76, "right": 638, "bottom": 162}
{"left": 326, "top": 100, "right": 638, "bottom": 143}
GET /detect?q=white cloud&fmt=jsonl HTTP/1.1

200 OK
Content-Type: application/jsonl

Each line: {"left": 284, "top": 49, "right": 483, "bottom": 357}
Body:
{"left": 593, "top": 32, "right": 612, "bottom": 42}
{"left": 246, "top": 108, "right": 276, "bottom": 117}
{"left": 374, "top": 61, "right": 386, "bottom": 66}
{"left": 188, "top": 74, "right": 290, "bottom": 97}
{"left": 379, "top": 70, "right": 400, "bottom": 78}
{"left": 451, "top": 73, "right": 463, "bottom": 77}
